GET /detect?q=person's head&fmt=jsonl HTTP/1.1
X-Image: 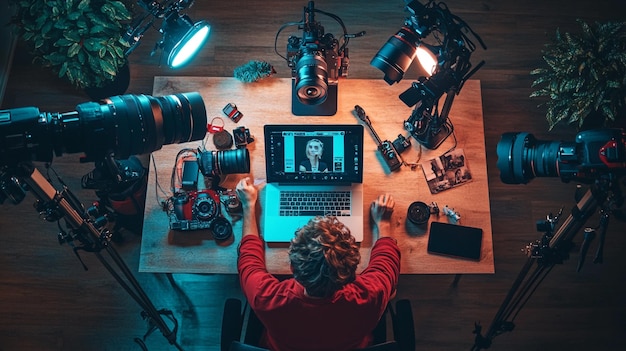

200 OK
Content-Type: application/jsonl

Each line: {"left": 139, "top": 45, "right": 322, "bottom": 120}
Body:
{"left": 305, "top": 139, "right": 324, "bottom": 158}
{"left": 289, "top": 216, "right": 361, "bottom": 298}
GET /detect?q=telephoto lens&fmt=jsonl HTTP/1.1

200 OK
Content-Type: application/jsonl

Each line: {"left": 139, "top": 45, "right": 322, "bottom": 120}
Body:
{"left": 496, "top": 132, "right": 565, "bottom": 184}
{"left": 0, "top": 92, "right": 208, "bottom": 165}
{"left": 496, "top": 129, "right": 626, "bottom": 184}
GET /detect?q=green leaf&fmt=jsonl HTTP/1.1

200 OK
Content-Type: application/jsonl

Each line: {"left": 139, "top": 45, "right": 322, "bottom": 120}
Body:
{"left": 76, "top": 19, "right": 87, "bottom": 29}
{"left": 68, "top": 42, "right": 81, "bottom": 57}
{"left": 54, "top": 38, "right": 72, "bottom": 47}
{"left": 59, "top": 61, "right": 68, "bottom": 77}
{"left": 90, "top": 25, "right": 105, "bottom": 34}
{"left": 68, "top": 11, "right": 81, "bottom": 21}
{"left": 64, "top": 31, "right": 81, "bottom": 42}
{"left": 100, "top": 60, "right": 116, "bottom": 76}
{"left": 77, "top": 0, "right": 90, "bottom": 12}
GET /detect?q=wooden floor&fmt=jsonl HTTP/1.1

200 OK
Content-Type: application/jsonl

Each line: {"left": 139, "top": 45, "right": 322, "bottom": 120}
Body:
{"left": 2, "top": 1, "right": 626, "bottom": 350}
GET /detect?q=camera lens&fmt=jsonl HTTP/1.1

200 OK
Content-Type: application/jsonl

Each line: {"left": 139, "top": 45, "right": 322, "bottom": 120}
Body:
{"left": 194, "top": 191, "right": 218, "bottom": 220}
{"left": 294, "top": 53, "right": 329, "bottom": 105}
{"left": 198, "top": 148, "right": 250, "bottom": 176}
{"left": 370, "top": 27, "right": 420, "bottom": 85}
{"left": 0, "top": 92, "right": 207, "bottom": 164}
{"left": 71, "top": 92, "right": 207, "bottom": 160}
{"left": 496, "top": 132, "right": 566, "bottom": 184}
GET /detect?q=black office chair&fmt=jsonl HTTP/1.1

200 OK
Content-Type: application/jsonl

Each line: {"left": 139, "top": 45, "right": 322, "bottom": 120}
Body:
{"left": 220, "top": 298, "right": 415, "bottom": 351}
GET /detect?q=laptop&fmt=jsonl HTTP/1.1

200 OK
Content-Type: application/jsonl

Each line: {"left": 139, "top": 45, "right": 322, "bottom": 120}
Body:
{"left": 262, "top": 124, "right": 365, "bottom": 242}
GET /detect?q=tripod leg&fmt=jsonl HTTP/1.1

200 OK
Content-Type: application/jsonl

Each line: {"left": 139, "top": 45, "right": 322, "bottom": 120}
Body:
{"left": 593, "top": 211, "right": 609, "bottom": 264}
{"left": 102, "top": 245, "right": 183, "bottom": 350}
{"left": 22, "top": 165, "right": 184, "bottom": 350}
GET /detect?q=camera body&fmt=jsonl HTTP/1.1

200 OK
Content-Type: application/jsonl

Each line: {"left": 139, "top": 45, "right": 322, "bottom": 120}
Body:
{"left": 379, "top": 140, "right": 403, "bottom": 172}
{"left": 286, "top": 3, "right": 348, "bottom": 116}
{"left": 170, "top": 189, "right": 232, "bottom": 240}
{"left": 380, "top": 134, "right": 411, "bottom": 172}
{"left": 287, "top": 31, "right": 347, "bottom": 87}
{"left": 232, "top": 127, "right": 254, "bottom": 148}
{"left": 165, "top": 146, "right": 250, "bottom": 239}
{"left": 496, "top": 128, "right": 626, "bottom": 184}
{"left": 392, "top": 134, "right": 412, "bottom": 154}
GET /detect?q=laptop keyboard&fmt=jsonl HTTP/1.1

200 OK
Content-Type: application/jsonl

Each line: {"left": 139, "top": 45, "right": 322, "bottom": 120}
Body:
{"left": 279, "top": 191, "right": 351, "bottom": 216}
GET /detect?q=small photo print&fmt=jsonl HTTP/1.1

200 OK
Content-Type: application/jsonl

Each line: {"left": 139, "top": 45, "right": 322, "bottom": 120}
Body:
{"left": 422, "top": 148, "right": 472, "bottom": 194}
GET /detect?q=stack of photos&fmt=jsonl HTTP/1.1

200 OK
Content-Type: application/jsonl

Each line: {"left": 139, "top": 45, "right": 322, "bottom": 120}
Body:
{"left": 422, "top": 148, "right": 472, "bottom": 194}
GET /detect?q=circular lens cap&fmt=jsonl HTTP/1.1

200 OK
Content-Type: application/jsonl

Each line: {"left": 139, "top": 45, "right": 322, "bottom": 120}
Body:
{"left": 407, "top": 201, "right": 430, "bottom": 225}
{"left": 213, "top": 130, "right": 234, "bottom": 150}
{"left": 210, "top": 217, "right": 233, "bottom": 241}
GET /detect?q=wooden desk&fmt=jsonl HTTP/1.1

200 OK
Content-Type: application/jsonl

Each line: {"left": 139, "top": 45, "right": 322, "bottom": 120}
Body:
{"left": 140, "top": 77, "right": 494, "bottom": 274}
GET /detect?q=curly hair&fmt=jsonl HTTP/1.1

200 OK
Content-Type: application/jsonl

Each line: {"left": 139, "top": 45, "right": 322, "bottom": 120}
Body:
{"left": 288, "top": 216, "right": 361, "bottom": 298}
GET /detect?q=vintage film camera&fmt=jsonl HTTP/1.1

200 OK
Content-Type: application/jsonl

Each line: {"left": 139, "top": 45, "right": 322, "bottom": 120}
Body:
{"left": 166, "top": 148, "right": 250, "bottom": 240}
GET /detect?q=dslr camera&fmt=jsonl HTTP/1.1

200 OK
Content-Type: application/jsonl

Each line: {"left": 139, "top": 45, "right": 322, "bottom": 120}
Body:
{"left": 285, "top": 1, "right": 354, "bottom": 116}
{"left": 166, "top": 148, "right": 250, "bottom": 239}
{"left": 496, "top": 128, "right": 626, "bottom": 184}
{"left": 170, "top": 188, "right": 233, "bottom": 240}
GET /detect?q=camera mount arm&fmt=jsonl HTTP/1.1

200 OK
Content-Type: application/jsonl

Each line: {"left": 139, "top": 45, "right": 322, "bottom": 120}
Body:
{"left": 8, "top": 162, "right": 184, "bottom": 350}
{"left": 471, "top": 179, "right": 620, "bottom": 350}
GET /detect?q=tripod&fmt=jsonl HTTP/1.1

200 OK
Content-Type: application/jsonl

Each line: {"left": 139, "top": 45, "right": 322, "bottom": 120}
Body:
{"left": 12, "top": 162, "right": 183, "bottom": 350}
{"left": 471, "top": 176, "right": 622, "bottom": 350}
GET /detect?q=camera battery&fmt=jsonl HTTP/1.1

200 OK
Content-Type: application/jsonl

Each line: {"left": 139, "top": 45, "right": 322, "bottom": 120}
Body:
{"left": 181, "top": 160, "right": 199, "bottom": 190}
{"left": 223, "top": 103, "right": 243, "bottom": 123}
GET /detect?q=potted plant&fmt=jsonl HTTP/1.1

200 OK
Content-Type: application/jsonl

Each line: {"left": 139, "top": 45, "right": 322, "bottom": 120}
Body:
{"left": 530, "top": 19, "right": 626, "bottom": 131}
{"left": 11, "top": 0, "right": 132, "bottom": 99}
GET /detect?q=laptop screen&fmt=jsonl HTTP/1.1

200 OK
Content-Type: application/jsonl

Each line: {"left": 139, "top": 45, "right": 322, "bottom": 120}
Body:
{"left": 264, "top": 124, "right": 364, "bottom": 184}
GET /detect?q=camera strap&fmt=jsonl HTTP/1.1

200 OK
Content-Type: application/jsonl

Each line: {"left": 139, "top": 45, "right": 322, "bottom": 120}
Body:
{"left": 207, "top": 117, "right": 225, "bottom": 133}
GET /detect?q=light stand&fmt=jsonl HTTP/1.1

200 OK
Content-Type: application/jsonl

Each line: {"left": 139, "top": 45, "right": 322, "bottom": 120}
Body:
{"left": 12, "top": 162, "right": 184, "bottom": 350}
{"left": 471, "top": 177, "right": 622, "bottom": 350}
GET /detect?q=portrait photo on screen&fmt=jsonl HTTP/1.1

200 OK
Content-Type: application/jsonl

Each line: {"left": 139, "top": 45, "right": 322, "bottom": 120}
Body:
{"left": 296, "top": 136, "right": 334, "bottom": 173}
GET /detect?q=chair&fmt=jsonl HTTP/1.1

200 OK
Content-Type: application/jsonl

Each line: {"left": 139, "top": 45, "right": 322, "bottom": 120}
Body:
{"left": 220, "top": 298, "right": 415, "bottom": 351}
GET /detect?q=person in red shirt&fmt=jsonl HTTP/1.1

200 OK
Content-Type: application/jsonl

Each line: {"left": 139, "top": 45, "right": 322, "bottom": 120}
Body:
{"left": 235, "top": 177, "right": 401, "bottom": 351}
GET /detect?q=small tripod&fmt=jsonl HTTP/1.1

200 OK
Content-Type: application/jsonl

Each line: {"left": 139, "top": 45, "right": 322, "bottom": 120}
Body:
{"left": 471, "top": 176, "right": 623, "bottom": 350}
{"left": 10, "top": 162, "right": 184, "bottom": 350}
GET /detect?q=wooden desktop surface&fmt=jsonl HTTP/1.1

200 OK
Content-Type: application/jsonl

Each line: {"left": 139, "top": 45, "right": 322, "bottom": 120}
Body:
{"left": 140, "top": 77, "right": 494, "bottom": 274}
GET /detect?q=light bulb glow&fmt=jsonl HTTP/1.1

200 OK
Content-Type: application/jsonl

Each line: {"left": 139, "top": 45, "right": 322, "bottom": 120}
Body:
{"left": 416, "top": 46, "right": 438, "bottom": 76}
{"left": 168, "top": 22, "right": 211, "bottom": 69}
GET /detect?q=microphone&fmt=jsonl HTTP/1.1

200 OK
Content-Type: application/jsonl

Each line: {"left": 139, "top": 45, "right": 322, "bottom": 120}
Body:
{"left": 233, "top": 60, "right": 276, "bottom": 83}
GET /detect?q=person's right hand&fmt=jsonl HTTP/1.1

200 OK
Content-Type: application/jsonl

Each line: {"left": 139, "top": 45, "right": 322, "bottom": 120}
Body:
{"left": 371, "top": 194, "right": 395, "bottom": 237}
{"left": 236, "top": 177, "right": 258, "bottom": 211}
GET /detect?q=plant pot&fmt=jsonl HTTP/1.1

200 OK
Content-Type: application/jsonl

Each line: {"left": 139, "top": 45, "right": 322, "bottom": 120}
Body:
{"left": 84, "top": 63, "right": 131, "bottom": 101}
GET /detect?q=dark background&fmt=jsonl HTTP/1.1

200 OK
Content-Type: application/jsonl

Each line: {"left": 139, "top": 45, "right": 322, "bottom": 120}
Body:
{"left": 2, "top": 1, "right": 626, "bottom": 350}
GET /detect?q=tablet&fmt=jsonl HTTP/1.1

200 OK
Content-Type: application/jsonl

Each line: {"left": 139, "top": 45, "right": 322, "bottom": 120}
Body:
{"left": 427, "top": 222, "right": 483, "bottom": 260}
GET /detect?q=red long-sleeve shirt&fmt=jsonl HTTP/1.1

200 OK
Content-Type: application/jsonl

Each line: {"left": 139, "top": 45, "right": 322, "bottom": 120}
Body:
{"left": 238, "top": 235, "right": 401, "bottom": 351}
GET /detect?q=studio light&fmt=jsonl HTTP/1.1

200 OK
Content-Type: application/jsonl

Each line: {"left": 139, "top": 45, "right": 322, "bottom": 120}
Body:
{"left": 124, "top": 0, "right": 210, "bottom": 69}
{"left": 371, "top": 0, "right": 486, "bottom": 149}
{"left": 162, "top": 15, "right": 211, "bottom": 68}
